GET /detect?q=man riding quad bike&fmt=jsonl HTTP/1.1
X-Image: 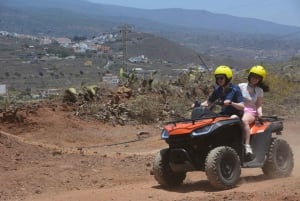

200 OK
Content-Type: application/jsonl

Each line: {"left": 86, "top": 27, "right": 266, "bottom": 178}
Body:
{"left": 152, "top": 105, "right": 294, "bottom": 190}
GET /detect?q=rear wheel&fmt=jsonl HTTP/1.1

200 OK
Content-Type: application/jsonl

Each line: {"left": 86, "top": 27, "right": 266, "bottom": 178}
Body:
{"left": 152, "top": 149, "right": 186, "bottom": 187}
{"left": 205, "top": 146, "right": 241, "bottom": 190}
{"left": 262, "top": 138, "right": 294, "bottom": 178}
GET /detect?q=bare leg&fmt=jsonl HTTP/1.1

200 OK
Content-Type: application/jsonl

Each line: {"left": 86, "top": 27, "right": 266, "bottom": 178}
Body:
{"left": 242, "top": 112, "right": 255, "bottom": 153}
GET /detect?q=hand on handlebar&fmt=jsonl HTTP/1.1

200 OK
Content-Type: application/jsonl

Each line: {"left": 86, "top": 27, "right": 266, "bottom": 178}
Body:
{"left": 223, "top": 100, "right": 232, "bottom": 106}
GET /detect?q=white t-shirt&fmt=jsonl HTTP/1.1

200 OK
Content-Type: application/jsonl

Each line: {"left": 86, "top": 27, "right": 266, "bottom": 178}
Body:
{"left": 238, "top": 83, "right": 263, "bottom": 111}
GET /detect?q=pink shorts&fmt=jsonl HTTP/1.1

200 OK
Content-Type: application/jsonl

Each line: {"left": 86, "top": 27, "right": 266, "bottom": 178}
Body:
{"left": 244, "top": 107, "right": 257, "bottom": 115}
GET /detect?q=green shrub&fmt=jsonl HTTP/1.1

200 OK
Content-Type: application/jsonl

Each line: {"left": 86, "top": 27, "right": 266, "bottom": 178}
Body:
{"left": 128, "top": 94, "right": 162, "bottom": 124}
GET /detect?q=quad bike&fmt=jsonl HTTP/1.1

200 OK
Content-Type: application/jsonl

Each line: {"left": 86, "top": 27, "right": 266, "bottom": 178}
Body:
{"left": 152, "top": 105, "right": 294, "bottom": 190}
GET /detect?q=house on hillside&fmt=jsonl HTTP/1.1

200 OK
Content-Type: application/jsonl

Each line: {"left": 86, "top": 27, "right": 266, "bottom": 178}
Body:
{"left": 100, "top": 45, "right": 111, "bottom": 53}
{"left": 0, "top": 31, "right": 11, "bottom": 36}
{"left": 187, "top": 63, "right": 210, "bottom": 72}
{"left": 128, "top": 55, "right": 148, "bottom": 63}
{"left": 40, "top": 37, "right": 52, "bottom": 45}
{"left": 130, "top": 68, "right": 156, "bottom": 79}
{"left": 72, "top": 42, "right": 88, "bottom": 53}
{"left": 55, "top": 37, "right": 72, "bottom": 47}
{"left": 102, "top": 74, "right": 119, "bottom": 85}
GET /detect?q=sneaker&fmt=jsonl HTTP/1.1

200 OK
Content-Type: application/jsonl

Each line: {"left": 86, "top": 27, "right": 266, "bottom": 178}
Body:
{"left": 244, "top": 144, "right": 253, "bottom": 155}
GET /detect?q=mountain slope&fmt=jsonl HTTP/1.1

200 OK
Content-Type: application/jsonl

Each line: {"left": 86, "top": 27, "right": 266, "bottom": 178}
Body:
{"left": 2, "top": 0, "right": 300, "bottom": 36}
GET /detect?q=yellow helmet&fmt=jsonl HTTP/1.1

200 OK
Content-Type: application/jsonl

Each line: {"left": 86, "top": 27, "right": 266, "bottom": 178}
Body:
{"left": 249, "top": 65, "right": 266, "bottom": 81}
{"left": 214, "top": 65, "right": 233, "bottom": 80}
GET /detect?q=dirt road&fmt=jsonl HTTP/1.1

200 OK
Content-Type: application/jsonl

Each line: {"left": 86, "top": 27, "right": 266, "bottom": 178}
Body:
{"left": 0, "top": 102, "right": 299, "bottom": 201}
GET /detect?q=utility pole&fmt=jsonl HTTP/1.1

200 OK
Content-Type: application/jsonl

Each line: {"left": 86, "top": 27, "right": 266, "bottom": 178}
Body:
{"left": 119, "top": 24, "right": 132, "bottom": 72}
{"left": 197, "top": 54, "right": 211, "bottom": 74}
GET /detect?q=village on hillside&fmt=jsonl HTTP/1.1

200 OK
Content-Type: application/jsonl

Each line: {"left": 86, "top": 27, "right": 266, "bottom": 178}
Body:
{"left": 0, "top": 30, "right": 212, "bottom": 100}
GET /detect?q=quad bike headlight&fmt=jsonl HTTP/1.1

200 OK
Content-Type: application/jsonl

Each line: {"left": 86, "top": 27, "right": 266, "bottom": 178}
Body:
{"left": 161, "top": 129, "right": 169, "bottom": 139}
{"left": 192, "top": 125, "right": 213, "bottom": 136}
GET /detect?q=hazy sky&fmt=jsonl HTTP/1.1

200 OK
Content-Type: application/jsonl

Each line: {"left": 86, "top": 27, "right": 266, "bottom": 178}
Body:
{"left": 87, "top": 0, "right": 300, "bottom": 27}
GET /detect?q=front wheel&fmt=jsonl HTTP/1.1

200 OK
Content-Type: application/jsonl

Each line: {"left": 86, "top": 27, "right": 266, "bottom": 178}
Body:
{"left": 205, "top": 146, "right": 241, "bottom": 190}
{"left": 152, "top": 149, "right": 186, "bottom": 187}
{"left": 262, "top": 138, "right": 294, "bottom": 178}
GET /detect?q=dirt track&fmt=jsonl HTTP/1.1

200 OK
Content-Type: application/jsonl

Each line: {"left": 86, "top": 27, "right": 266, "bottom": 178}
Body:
{"left": 0, "top": 102, "right": 300, "bottom": 201}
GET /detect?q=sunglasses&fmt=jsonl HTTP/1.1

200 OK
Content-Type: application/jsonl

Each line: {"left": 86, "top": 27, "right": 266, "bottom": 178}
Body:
{"left": 216, "top": 76, "right": 225, "bottom": 80}
{"left": 251, "top": 74, "right": 262, "bottom": 80}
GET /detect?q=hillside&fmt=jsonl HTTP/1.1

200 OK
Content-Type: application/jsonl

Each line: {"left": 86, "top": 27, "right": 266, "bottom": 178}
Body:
{"left": 0, "top": 33, "right": 204, "bottom": 91}
{"left": 108, "top": 32, "right": 201, "bottom": 64}
{"left": 2, "top": 0, "right": 300, "bottom": 35}
{"left": 0, "top": 35, "right": 106, "bottom": 91}
{"left": 1, "top": 0, "right": 300, "bottom": 62}
{"left": 2, "top": 30, "right": 300, "bottom": 93}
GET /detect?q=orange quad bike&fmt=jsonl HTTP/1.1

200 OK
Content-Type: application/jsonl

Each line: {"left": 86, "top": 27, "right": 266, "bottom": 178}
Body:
{"left": 152, "top": 105, "right": 294, "bottom": 190}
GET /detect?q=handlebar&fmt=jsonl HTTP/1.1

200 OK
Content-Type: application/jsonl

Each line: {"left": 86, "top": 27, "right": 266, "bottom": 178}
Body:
{"left": 254, "top": 115, "right": 284, "bottom": 125}
{"left": 255, "top": 116, "right": 264, "bottom": 125}
{"left": 214, "top": 99, "right": 224, "bottom": 106}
